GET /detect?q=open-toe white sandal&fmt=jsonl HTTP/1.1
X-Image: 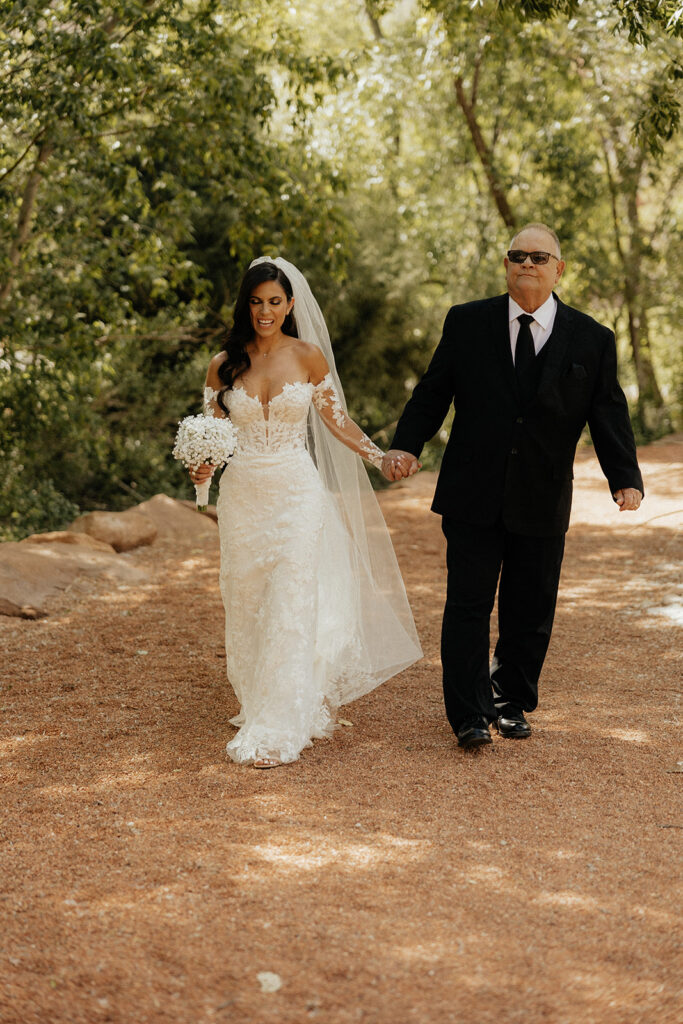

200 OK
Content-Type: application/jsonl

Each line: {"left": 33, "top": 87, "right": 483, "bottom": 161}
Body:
{"left": 253, "top": 757, "right": 282, "bottom": 770}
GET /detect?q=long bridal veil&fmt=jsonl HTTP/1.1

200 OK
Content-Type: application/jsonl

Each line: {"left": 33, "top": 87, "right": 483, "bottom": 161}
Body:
{"left": 249, "top": 256, "right": 422, "bottom": 699}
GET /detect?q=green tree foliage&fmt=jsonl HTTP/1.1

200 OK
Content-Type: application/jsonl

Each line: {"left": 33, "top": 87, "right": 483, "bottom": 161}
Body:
{"left": 498, "top": 1, "right": 683, "bottom": 156}
{"left": 0, "top": 0, "right": 349, "bottom": 537}
{"left": 0, "top": 0, "right": 680, "bottom": 539}
{"left": 311, "top": 0, "right": 681, "bottom": 441}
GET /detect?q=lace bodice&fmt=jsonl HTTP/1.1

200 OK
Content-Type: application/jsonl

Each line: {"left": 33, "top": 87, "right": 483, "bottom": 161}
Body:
{"left": 203, "top": 374, "right": 384, "bottom": 467}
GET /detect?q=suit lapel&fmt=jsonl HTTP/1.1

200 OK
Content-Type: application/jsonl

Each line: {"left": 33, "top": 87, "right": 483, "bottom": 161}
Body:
{"left": 489, "top": 294, "right": 517, "bottom": 394}
{"left": 536, "top": 294, "right": 573, "bottom": 398}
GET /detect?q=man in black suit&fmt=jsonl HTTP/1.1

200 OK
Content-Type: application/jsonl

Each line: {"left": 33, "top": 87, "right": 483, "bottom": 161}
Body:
{"left": 383, "top": 223, "right": 643, "bottom": 750}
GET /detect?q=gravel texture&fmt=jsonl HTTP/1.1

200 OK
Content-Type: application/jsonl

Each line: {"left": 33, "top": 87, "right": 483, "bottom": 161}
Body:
{"left": 1, "top": 437, "right": 681, "bottom": 1024}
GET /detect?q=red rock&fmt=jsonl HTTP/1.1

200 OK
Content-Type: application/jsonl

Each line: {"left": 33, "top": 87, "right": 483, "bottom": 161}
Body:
{"left": 0, "top": 598, "right": 47, "bottom": 619}
{"left": 21, "top": 530, "right": 115, "bottom": 553}
{"left": 0, "top": 538, "right": 143, "bottom": 612}
{"left": 134, "top": 494, "right": 218, "bottom": 542}
{"left": 68, "top": 510, "right": 157, "bottom": 552}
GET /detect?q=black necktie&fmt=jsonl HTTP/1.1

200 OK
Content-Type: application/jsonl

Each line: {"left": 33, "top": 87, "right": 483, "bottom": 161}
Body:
{"left": 515, "top": 313, "right": 536, "bottom": 403}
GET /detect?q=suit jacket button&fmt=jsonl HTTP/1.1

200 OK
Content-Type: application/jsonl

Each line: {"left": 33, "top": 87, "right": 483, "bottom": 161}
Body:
{"left": 516, "top": 416, "right": 524, "bottom": 424}
{"left": 511, "top": 447, "right": 518, "bottom": 455}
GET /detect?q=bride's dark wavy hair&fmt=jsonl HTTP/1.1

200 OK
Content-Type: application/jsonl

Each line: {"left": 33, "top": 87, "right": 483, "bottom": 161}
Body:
{"left": 216, "top": 262, "right": 297, "bottom": 412}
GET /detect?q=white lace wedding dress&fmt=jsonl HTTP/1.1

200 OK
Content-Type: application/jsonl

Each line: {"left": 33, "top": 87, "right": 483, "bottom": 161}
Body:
{"left": 204, "top": 375, "right": 421, "bottom": 765}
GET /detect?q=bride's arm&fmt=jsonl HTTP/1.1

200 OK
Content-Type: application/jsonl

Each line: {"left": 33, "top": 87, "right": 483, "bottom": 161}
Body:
{"left": 190, "top": 354, "right": 227, "bottom": 485}
{"left": 307, "top": 349, "right": 386, "bottom": 470}
{"left": 203, "top": 353, "right": 228, "bottom": 419}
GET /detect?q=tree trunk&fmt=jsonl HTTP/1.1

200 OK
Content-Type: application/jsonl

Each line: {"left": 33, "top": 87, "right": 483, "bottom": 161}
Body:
{"left": 599, "top": 132, "right": 668, "bottom": 437}
{"left": 623, "top": 274, "right": 668, "bottom": 436}
{"left": 622, "top": 178, "right": 668, "bottom": 436}
{"left": 0, "top": 139, "right": 54, "bottom": 307}
{"left": 454, "top": 75, "right": 516, "bottom": 230}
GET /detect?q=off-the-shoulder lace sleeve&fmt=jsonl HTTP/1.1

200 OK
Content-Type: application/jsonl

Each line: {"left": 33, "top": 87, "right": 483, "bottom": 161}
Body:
{"left": 203, "top": 386, "right": 226, "bottom": 418}
{"left": 312, "top": 373, "right": 385, "bottom": 469}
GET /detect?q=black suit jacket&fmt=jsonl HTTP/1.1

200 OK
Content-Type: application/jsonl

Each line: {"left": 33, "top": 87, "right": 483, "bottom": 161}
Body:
{"left": 391, "top": 293, "right": 643, "bottom": 537}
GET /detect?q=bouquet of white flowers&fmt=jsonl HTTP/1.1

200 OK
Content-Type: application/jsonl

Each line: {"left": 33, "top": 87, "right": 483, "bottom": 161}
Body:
{"left": 172, "top": 414, "right": 238, "bottom": 511}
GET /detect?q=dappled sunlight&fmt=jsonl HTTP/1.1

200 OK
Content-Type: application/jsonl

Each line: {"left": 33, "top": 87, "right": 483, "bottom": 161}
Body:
{"left": 409, "top": 583, "right": 440, "bottom": 597}
{"left": 177, "top": 556, "right": 214, "bottom": 571}
{"left": 389, "top": 938, "right": 474, "bottom": 966}
{"left": 643, "top": 597, "right": 683, "bottom": 626}
{"left": 38, "top": 768, "right": 163, "bottom": 796}
{"left": 537, "top": 720, "right": 654, "bottom": 747}
{"left": 604, "top": 728, "right": 649, "bottom": 743}
{"left": 251, "top": 838, "right": 402, "bottom": 872}
{"left": 224, "top": 818, "right": 434, "bottom": 876}
{"left": 534, "top": 892, "right": 676, "bottom": 929}
{"left": 565, "top": 969, "right": 671, "bottom": 1015}
{"left": 94, "top": 585, "right": 160, "bottom": 608}
{"left": 466, "top": 839, "right": 496, "bottom": 852}
{"left": 0, "top": 732, "right": 54, "bottom": 758}
{"left": 462, "top": 863, "right": 506, "bottom": 883}
{"left": 536, "top": 890, "right": 600, "bottom": 910}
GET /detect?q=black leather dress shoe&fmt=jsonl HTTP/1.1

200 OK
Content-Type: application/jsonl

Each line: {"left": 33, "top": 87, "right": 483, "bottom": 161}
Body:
{"left": 496, "top": 711, "right": 531, "bottom": 739}
{"left": 457, "top": 719, "right": 492, "bottom": 749}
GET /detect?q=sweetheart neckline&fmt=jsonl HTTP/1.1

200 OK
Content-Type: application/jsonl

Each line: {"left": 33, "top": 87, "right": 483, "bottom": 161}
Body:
{"left": 232, "top": 380, "right": 314, "bottom": 409}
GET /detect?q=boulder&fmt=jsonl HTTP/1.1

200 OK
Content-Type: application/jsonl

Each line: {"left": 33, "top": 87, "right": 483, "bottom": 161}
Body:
{"left": 134, "top": 494, "right": 218, "bottom": 543}
{"left": 68, "top": 509, "right": 157, "bottom": 552}
{"left": 0, "top": 597, "right": 47, "bottom": 619}
{"left": 0, "top": 537, "right": 143, "bottom": 613}
{"left": 21, "top": 530, "right": 115, "bottom": 553}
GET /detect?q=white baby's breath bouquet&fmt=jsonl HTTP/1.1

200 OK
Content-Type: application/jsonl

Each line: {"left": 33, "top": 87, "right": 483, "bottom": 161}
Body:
{"left": 173, "top": 413, "right": 238, "bottom": 511}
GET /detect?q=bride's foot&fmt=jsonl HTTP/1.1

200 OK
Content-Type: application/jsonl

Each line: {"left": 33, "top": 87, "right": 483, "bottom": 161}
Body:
{"left": 253, "top": 757, "right": 282, "bottom": 769}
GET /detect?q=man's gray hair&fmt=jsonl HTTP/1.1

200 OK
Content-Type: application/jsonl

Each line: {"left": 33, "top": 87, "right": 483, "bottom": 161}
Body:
{"left": 509, "top": 222, "right": 561, "bottom": 259}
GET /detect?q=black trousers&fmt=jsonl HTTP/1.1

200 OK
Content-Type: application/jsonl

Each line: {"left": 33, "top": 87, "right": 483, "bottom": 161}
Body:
{"left": 441, "top": 515, "right": 565, "bottom": 733}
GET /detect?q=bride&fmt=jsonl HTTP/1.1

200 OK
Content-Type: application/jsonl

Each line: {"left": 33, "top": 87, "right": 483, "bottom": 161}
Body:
{"left": 191, "top": 257, "right": 422, "bottom": 768}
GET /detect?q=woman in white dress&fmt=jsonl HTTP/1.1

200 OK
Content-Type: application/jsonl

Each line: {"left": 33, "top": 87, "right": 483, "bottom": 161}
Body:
{"left": 191, "top": 257, "right": 421, "bottom": 768}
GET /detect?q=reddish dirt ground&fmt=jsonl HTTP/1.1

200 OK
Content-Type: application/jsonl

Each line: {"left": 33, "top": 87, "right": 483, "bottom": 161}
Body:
{"left": 1, "top": 437, "right": 681, "bottom": 1024}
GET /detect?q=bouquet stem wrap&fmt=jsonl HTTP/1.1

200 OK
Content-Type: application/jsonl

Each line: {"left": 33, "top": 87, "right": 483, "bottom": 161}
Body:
{"left": 194, "top": 479, "right": 211, "bottom": 511}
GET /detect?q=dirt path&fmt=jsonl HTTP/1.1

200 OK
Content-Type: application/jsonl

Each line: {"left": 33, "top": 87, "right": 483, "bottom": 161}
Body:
{"left": 1, "top": 438, "right": 681, "bottom": 1024}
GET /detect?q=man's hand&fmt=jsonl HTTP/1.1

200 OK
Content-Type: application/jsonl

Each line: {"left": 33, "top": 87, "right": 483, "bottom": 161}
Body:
{"left": 381, "top": 449, "right": 421, "bottom": 482}
{"left": 614, "top": 487, "right": 642, "bottom": 511}
{"left": 190, "top": 463, "right": 215, "bottom": 485}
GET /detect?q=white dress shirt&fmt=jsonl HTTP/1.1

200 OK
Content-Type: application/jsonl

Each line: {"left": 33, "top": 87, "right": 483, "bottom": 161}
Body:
{"left": 508, "top": 294, "right": 558, "bottom": 362}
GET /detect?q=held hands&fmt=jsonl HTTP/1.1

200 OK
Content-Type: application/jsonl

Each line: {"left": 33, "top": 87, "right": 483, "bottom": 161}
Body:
{"left": 381, "top": 449, "right": 421, "bottom": 482}
{"left": 614, "top": 487, "right": 642, "bottom": 512}
{"left": 189, "top": 463, "right": 215, "bottom": 485}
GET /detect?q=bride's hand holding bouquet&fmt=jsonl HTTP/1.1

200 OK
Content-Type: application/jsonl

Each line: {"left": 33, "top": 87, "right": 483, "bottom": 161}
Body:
{"left": 172, "top": 413, "right": 238, "bottom": 511}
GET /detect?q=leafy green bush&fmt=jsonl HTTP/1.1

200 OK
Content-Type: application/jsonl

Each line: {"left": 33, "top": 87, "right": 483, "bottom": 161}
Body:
{"left": 0, "top": 471, "right": 80, "bottom": 542}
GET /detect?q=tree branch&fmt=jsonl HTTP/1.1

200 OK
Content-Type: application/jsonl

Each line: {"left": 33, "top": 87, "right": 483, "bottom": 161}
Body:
{"left": 470, "top": 51, "right": 483, "bottom": 109}
{"left": 454, "top": 74, "right": 516, "bottom": 229}
{"left": 0, "top": 140, "right": 54, "bottom": 307}
{"left": 0, "top": 129, "right": 47, "bottom": 185}
{"left": 597, "top": 129, "right": 626, "bottom": 266}
{"left": 364, "top": 1, "right": 385, "bottom": 42}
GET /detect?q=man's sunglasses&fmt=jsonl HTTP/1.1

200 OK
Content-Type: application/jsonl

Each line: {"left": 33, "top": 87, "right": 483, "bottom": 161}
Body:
{"left": 507, "top": 249, "right": 559, "bottom": 265}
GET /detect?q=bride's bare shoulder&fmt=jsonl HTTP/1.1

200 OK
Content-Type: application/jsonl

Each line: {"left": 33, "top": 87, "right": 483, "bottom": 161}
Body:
{"left": 296, "top": 339, "right": 329, "bottom": 383}
{"left": 206, "top": 351, "right": 227, "bottom": 389}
